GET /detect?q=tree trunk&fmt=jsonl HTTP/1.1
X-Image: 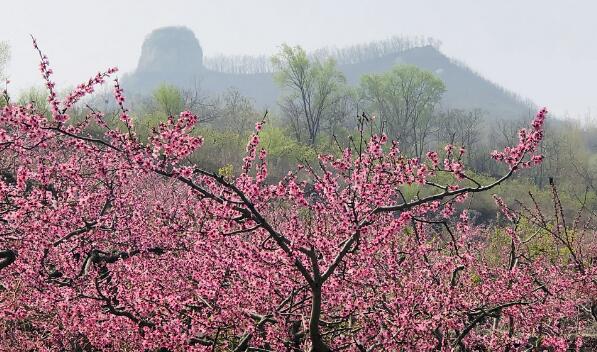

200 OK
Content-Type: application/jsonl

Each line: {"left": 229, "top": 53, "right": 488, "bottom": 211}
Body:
{"left": 309, "top": 285, "right": 331, "bottom": 352}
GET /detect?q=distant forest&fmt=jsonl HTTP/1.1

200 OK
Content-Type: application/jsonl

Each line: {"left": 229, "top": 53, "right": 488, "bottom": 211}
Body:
{"left": 203, "top": 35, "right": 442, "bottom": 74}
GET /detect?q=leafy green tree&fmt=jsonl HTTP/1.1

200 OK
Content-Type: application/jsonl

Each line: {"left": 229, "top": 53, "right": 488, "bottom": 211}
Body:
{"left": 152, "top": 83, "right": 184, "bottom": 117}
{"left": 272, "top": 44, "right": 346, "bottom": 145}
{"left": 360, "top": 65, "right": 445, "bottom": 158}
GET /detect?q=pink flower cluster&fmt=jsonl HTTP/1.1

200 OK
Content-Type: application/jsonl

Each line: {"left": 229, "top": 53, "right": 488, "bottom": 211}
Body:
{"left": 33, "top": 38, "right": 118, "bottom": 123}
{"left": 63, "top": 68, "right": 118, "bottom": 109}
{"left": 491, "top": 107, "right": 547, "bottom": 169}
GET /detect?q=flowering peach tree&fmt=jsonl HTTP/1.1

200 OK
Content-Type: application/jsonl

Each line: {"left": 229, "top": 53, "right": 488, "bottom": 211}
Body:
{"left": 0, "top": 40, "right": 595, "bottom": 351}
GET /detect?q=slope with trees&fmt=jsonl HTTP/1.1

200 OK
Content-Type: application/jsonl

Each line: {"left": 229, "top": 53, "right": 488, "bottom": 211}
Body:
{"left": 122, "top": 27, "right": 532, "bottom": 120}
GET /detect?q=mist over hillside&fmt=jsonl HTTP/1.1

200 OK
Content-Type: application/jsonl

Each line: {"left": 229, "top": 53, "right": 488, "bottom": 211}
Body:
{"left": 122, "top": 26, "right": 533, "bottom": 120}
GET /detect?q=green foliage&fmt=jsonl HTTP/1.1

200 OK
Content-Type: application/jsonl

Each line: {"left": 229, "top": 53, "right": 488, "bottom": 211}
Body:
{"left": 483, "top": 216, "right": 582, "bottom": 269}
{"left": 189, "top": 127, "right": 247, "bottom": 171}
{"left": 152, "top": 83, "right": 184, "bottom": 117}
{"left": 135, "top": 111, "right": 165, "bottom": 142}
{"left": 260, "top": 126, "right": 317, "bottom": 160}
{"left": 360, "top": 64, "right": 445, "bottom": 157}
{"left": 17, "top": 86, "right": 50, "bottom": 116}
{"left": 217, "top": 164, "right": 234, "bottom": 181}
{"left": 469, "top": 272, "right": 482, "bottom": 286}
{"left": 272, "top": 44, "right": 311, "bottom": 88}
{"left": 259, "top": 126, "right": 318, "bottom": 174}
{"left": 272, "top": 44, "right": 347, "bottom": 145}
{"left": 360, "top": 65, "right": 445, "bottom": 116}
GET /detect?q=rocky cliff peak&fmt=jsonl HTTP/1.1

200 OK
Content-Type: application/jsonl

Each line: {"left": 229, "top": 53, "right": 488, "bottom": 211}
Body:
{"left": 136, "top": 26, "right": 204, "bottom": 74}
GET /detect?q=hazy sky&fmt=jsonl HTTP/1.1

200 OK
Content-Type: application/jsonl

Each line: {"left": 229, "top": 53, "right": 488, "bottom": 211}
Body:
{"left": 2, "top": 1, "right": 596, "bottom": 119}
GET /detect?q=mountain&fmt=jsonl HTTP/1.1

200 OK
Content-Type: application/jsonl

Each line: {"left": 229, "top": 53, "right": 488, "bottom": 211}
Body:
{"left": 338, "top": 46, "right": 534, "bottom": 119}
{"left": 122, "top": 26, "right": 533, "bottom": 119}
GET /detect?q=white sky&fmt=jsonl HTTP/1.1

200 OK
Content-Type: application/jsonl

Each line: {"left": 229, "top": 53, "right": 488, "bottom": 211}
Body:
{"left": 2, "top": 0, "right": 596, "bottom": 119}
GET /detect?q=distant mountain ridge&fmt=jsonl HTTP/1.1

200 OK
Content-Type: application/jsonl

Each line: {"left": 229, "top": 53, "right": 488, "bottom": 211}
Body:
{"left": 122, "top": 26, "right": 533, "bottom": 119}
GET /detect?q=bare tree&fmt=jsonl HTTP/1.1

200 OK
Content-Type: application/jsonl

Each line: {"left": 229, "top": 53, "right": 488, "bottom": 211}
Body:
{"left": 217, "top": 87, "right": 260, "bottom": 134}
{"left": 180, "top": 85, "right": 220, "bottom": 123}
{"left": 437, "top": 108, "right": 482, "bottom": 164}
{"left": 492, "top": 117, "right": 527, "bottom": 149}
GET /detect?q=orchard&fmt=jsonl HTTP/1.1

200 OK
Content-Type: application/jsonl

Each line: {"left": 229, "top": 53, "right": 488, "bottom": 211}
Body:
{"left": 0, "top": 40, "right": 595, "bottom": 351}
